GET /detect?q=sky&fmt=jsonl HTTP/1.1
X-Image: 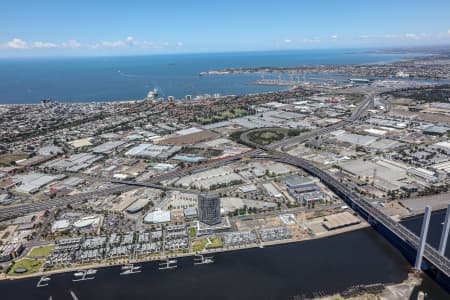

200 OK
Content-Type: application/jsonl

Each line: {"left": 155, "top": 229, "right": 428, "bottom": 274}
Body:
{"left": 1, "top": 0, "right": 450, "bottom": 57}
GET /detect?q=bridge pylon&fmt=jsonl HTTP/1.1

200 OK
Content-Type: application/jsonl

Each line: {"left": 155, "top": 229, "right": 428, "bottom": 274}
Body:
{"left": 414, "top": 205, "right": 432, "bottom": 271}
{"left": 438, "top": 204, "right": 450, "bottom": 256}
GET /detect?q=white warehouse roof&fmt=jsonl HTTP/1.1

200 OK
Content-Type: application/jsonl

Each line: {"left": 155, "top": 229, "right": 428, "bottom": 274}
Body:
{"left": 143, "top": 210, "right": 171, "bottom": 224}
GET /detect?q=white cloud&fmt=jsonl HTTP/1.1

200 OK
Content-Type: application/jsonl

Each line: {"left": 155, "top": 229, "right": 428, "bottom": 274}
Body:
{"left": 359, "top": 35, "right": 369, "bottom": 39}
{"left": 32, "top": 41, "right": 58, "bottom": 48}
{"left": 61, "top": 40, "right": 81, "bottom": 48}
{"left": 284, "top": 39, "right": 292, "bottom": 43}
{"left": 100, "top": 40, "right": 127, "bottom": 48}
{"left": 2, "top": 38, "right": 84, "bottom": 50}
{"left": 405, "top": 33, "right": 418, "bottom": 39}
{"left": 141, "top": 41, "right": 154, "bottom": 47}
{"left": 0, "top": 36, "right": 184, "bottom": 52}
{"left": 95, "top": 36, "right": 136, "bottom": 48}
{"left": 7, "top": 38, "right": 29, "bottom": 49}
{"left": 330, "top": 35, "right": 338, "bottom": 39}
{"left": 383, "top": 34, "right": 398, "bottom": 39}
{"left": 405, "top": 33, "right": 432, "bottom": 40}
{"left": 447, "top": 29, "right": 450, "bottom": 35}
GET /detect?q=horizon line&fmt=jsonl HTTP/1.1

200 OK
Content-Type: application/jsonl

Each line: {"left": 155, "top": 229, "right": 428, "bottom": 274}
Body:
{"left": 1, "top": 44, "right": 450, "bottom": 60}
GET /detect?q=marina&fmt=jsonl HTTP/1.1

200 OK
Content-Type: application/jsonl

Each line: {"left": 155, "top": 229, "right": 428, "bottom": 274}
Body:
{"left": 158, "top": 259, "right": 178, "bottom": 270}
{"left": 193, "top": 254, "right": 215, "bottom": 265}
{"left": 72, "top": 269, "right": 97, "bottom": 282}
{"left": 36, "top": 275, "right": 51, "bottom": 288}
{"left": 120, "top": 263, "right": 142, "bottom": 275}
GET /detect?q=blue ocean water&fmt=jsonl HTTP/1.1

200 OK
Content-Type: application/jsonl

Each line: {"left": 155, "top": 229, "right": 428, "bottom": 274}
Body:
{"left": 0, "top": 49, "right": 415, "bottom": 104}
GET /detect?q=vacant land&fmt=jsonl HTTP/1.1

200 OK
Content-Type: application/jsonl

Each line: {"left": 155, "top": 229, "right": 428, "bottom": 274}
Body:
{"left": 28, "top": 245, "right": 54, "bottom": 257}
{"left": 0, "top": 153, "right": 29, "bottom": 166}
{"left": 389, "top": 85, "right": 450, "bottom": 103}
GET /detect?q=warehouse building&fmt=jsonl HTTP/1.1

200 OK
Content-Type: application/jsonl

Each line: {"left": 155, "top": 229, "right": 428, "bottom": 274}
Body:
{"left": 14, "top": 173, "right": 63, "bottom": 194}
{"left": 143, "top": 210, "right": 171, "bottom": 224}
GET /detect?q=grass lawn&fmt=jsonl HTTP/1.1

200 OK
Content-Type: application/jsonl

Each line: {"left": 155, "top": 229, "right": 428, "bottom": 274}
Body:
{"left": 192, "top": 239, "right": 208, "bottom": 252}
{"left": 28, "top": 245, "right": 54, "bottom": 257}
{"left": 192, "top": 237, "right": 223, "bottom": 252}
{"left": 8, "top": 258, "right": 44, "bottom": 276}
{"left": 206, "top": 237, "right": 223, "bottom": 249}
{"left": 247, "top": 129, "right": 286, "bottom": 145}
{"left": 189, "top": 227, "right": 197, "bottom": 238}
{"left": 0, "top": 153, "right": 29, "bottom": 166}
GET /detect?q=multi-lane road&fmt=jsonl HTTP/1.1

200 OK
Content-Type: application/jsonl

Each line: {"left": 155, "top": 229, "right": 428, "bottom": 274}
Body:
{"left": 0, "top": 185, "right": 136, "bottom": 220}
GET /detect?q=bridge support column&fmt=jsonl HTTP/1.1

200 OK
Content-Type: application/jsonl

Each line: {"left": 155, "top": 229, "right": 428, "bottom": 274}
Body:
{"left": 438, "top": 204, "right": 450, "bottom": 256}
{"left": 414, "top": 205, "right": 432, "bottom": 270}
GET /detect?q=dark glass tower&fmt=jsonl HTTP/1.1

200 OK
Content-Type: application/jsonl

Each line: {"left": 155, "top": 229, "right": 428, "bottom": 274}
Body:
{"left": 198, "top": 193, "right": 221, "bottom": 225}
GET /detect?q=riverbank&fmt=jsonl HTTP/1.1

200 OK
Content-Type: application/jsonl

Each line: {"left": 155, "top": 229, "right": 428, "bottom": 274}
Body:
{"left": 0, "top": 219, "right": 369, "bottom": 281}
{"left": 398, "top": 193, "right": 450, "bottom": 219}
{"left": 314, "top": 272, "right": 422, "bottom": 300}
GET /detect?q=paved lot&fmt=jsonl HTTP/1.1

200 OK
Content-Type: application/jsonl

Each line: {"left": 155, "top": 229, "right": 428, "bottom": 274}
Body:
{"left": 399, "top": 193, "right": 450, "bottom": 213}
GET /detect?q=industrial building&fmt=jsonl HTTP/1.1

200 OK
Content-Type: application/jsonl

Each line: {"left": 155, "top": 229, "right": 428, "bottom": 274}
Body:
{"left": 433, "top": 140, "right": 450, "bottom": 155}
{"left": 239, "top": 184, "right": 258, "bottom": 193}
{"left": 330, "top": 130, "right": 378, "bottom": 146}
{"left": 73, "top": 215, "right": 101, "bottom": 229}
{"left": 143, "top": 210, "right": 171, "bottom": 224}
{"left": 183, "top": 207, "right": 198, "bottom": 220}
{"left": 126, "top": 198, "right": 150, "bottom": 214}
{"left": 284, "top": 175, "right": 325, "bottom": 204}
{"left": 125, "top": 143, "right": 181, "bottom": 160}
{"left": 407, "top": 167, "right": 439, "bottom": 183}
{"left": 174, "top": 166, "right": 243, "bottom": 190}
{"left": 42, "top": 153, "right": 102, "bottom": 172}
{"left": 13, "top": 173, "right": 63, "bottom": 194}
{"left": 262, "top": 182, "right": 283, "bottom": 198}
{"left": 91, "top": 141, "right": 126, "bottom": 154}
{"left": 51, "top": 219, "right": 71, "bottom": 233}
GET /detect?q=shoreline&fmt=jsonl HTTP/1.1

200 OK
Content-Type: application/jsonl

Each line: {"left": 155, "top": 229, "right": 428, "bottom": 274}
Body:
{"left": 1, "top": 220, "right": 369, "bottom": 282}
